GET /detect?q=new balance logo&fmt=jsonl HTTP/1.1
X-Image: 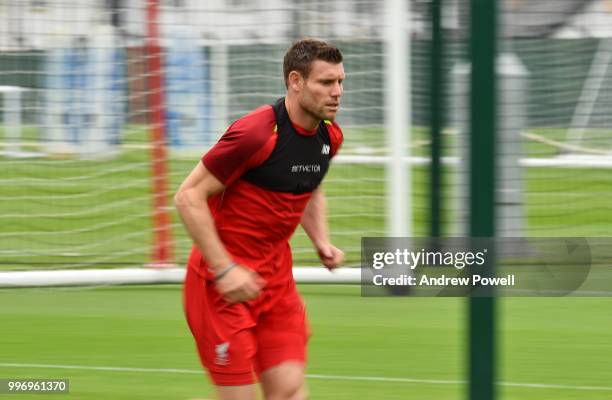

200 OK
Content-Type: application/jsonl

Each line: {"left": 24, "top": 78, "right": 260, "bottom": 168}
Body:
{"left": 215, "top": 342, "right": 229, "bottom": 365}
{"left": 321, "top": 144, "right": 330, "bottom": 155}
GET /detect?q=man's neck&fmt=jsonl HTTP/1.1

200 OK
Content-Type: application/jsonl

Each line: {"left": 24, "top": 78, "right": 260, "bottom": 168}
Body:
{"left": 284, "top": 96, "right": 319, "bottom": 132}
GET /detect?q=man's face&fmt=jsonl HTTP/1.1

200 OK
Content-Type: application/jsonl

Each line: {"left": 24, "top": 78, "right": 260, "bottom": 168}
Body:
{"left": 297, "top": 60, "right": 345, "bottom": 122}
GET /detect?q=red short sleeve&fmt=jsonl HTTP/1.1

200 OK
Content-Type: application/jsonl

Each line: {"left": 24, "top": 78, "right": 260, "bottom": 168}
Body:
{"left": 202, "top": 105, "right": 277, "bottom": 186}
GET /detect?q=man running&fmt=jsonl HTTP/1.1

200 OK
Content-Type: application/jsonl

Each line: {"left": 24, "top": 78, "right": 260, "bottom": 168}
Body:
{"left": 176, "top": 39, "right": 345, "bottom": 400}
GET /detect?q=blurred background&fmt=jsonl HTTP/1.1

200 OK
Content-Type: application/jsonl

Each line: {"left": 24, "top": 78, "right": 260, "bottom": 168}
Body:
{"left": 2, "top": 0, "right": 612, "bottom": 271}
{"left": 0, "top": 1, "right": 611, "bottom": 399}
{"left": 0, "top": 0, "right": 612, "bottom": 269}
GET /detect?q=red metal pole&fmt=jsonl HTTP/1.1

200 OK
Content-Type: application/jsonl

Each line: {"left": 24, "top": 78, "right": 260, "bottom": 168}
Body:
{"left": 146, "top": 0, "right": 174, "bottom": 267}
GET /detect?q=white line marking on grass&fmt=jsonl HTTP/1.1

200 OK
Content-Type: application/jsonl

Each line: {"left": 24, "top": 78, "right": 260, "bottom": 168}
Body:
{"left": 497, "top": 381, "right": 612, "bottom": 391}
{"left": 0, "top": 363, "right": 201, "bottom": 375}
{"left": 1, "top": 363, "right": 612, "bottom": 392}
{"left": 307, "top": 374, "right": 461, "bottom": 385}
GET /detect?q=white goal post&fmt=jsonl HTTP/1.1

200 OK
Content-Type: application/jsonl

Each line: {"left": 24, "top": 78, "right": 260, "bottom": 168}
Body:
{"left": 0, "top": 267, "right": 361, "bottom": 288}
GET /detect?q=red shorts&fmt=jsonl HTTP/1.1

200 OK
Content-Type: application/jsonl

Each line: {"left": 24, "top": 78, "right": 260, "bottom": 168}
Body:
{"left": 183, "top": 267, "right": 309, "bottom": 386}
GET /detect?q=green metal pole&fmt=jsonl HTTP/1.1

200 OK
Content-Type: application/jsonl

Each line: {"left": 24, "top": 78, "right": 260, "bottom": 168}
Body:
{"left": 469, "top": 0, "right": 497, "bottom": 400}
{"left": 430, "top": 0, "right": 444, "bottom": 238}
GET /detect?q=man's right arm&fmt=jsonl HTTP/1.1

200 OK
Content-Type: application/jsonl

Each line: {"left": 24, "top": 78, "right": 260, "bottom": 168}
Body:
{"left": 174, "top": 162, "right": 264, "bottom": 303}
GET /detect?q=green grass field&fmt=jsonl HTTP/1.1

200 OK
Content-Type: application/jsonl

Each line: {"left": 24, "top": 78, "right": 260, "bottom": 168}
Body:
{"left": 1, "top": 285, "right": 611, "bottom": 399}
{"left": 1, "top": 126, "right": 612, "bottom": 399}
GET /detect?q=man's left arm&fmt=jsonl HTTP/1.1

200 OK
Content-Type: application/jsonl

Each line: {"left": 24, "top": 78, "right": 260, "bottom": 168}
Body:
{"left": 301, "top": 187, "right": 344, "bottom": 270}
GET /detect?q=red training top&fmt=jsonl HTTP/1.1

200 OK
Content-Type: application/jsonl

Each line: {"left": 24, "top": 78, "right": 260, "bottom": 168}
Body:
{"left": 187, "top": 99, "right": 343, "bottom": 287}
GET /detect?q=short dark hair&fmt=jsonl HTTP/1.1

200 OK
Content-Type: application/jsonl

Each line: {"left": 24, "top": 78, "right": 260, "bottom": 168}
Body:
{"left": 283, "top": 39, "right": 343, "bottom": 88}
